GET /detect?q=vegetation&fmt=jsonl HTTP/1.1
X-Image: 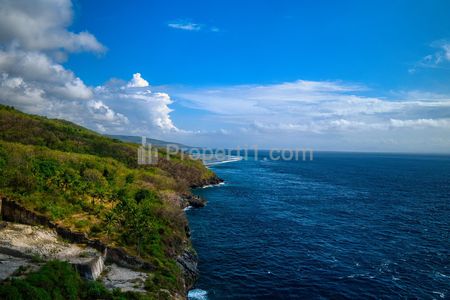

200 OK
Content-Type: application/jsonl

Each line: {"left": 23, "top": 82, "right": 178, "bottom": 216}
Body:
{"left": 0, "top": 105, "right": 215, "bottom": 187}
{"left": 0, "top": 104, "right": 217, "bottom": 297}
{"left": 0, "top": 261, "right": 149, "bottom": 300}
{"left": 0, "top": 105, "right": 137, "bottom": 167}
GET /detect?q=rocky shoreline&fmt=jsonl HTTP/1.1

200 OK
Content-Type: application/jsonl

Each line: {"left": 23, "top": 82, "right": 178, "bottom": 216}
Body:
{"left": 0, "top": 175, "right": 223, "bottom": 299}
{"left": 178, "top": 176, "right": 224, "bottom": 293}
{"left": 190, "top": 175, "right": 224, "bottom": 189}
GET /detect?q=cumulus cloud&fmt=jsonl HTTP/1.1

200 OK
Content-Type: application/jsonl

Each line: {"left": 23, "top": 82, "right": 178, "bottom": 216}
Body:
{"left": 0, "top": 0, "right": 105, "bottom": 53}
{"left": 127, "top": 73, "right": 149, "bottom": 88}
{"left": 0, "top": 0, "right": 99, "bottom": 116}
{"left": 0, "top": 0, "right": 177, "bottom": 137}
{"left": 87, "top": 100, "right": 128, "bottom": 125}
{"left": 94, "top": 75, "right": 178, "bottom": 133}
{"left": 0, "top": 49, "right": 92, "bottom": 115}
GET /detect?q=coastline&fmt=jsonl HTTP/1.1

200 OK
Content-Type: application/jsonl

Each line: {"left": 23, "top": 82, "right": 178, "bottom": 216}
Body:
{"left": 178, "top": 175, "right": 224, "bottom": 297}
{"left": 183, "top": 158, "right": 243, "bottom": 299}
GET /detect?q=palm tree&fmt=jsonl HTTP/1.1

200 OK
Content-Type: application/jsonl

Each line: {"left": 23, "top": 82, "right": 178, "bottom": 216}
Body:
{"left": 103, "top": 211, "right": 117, "bottom": 243}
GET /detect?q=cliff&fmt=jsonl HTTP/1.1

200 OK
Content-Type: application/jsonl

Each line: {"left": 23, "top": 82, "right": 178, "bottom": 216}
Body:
{"left": 0, "top": 104, "right": 220, "bottom": 298}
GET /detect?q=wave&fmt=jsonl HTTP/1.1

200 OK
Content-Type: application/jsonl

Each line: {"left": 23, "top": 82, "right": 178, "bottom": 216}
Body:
{"left": 188, "top": 289, "right": 209, "bottom": 300}
{"left": 201, "top": 182, "right": 225, "bottom": 189}
{"left": 204, "top": 156, "right": 243, "bottom": 166}
{"left": 432, "top": 291, "right": 445, "bottom": 299}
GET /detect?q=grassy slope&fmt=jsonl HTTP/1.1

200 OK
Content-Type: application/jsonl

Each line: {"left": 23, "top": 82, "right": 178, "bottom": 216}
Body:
{"left": 0, "top": 105, "right": 215, "bottom": 188}
{"left": 0, "top": 105, "right": 215, "bottom": 297}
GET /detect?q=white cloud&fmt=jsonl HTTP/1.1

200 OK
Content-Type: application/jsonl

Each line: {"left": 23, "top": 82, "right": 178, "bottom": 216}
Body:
{"left": 0, "top": 73, "right": 46, "bottom": 112}
{"left": 166, "top": 80, "right": 450, "bottom": 150}
{"left": 127, "top": 73, "right": 149, "bottom": 88}
{"left": 410, "top": 40, "right": 450, "bottom": 73}
{"left": 87, "top": 100, "right": 129, "bottom": 124}
{"left": 172, "top": 80, "right": 391, "bottom": 121}
{"left": 168, "top": 21, "right": 202, "bottom": 31}
{"left": 390, "top": 118, "right": 450, "bottom": 128}
{"left": 0, "top": 49, "right": 92, "bottom": 114}
{"left": 172, "top": 80, "right": 450, "bottom": 132}
{"left": 0, "top": 0, "right": 97, "bottom": 115}
{"left": 0, "top": 0, "right": 105, "bottom": 53}
{"left": 167, "top": 20, "right": 219, "bottom": 32}
{"left": 94, "top": 75, "right": 178, "bottom": 133}
{"left": 0, "top": 0, "right": 177, "bottom": 137}
{"left": 0, "top": 0, "right": 449, "bottom": 152}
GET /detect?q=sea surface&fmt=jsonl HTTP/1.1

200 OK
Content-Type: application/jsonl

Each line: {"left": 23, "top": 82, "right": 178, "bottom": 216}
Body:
{"left": 187, "top": 152, "right": 450, "bottom": 299}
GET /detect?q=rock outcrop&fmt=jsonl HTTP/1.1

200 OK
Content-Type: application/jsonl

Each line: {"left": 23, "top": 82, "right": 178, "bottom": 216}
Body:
{"left": 0, "top": 222, "right": 104, "bottom": 280}
{"left": 177, "top": 248, "right": 199, "bottom": 291}
{"left": 0, "top": 222, "right": 151, "bottom": 292}
{"left": 182, "top": 194, "right": 207, "bottom": 208}
{"left": 101, "top": 263, "right": 148, "bottom": 293}
{"left": 190, "top": 174, "right": 223, "bottom": 189}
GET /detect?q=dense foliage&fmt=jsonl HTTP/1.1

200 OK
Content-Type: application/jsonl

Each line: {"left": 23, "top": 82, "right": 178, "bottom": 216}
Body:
{"left": 0, "top": 261, "right": 148, "bottom": 300}
{"left": 0, "top": 105, "right": 216, "bottom": 297}
{"left": 0, "top": 105, "right": 215, "bottom": 187}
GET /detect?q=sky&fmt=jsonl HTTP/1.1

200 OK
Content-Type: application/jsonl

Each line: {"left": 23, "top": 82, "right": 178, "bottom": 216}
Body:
{"left": 1, "top": 0, "right": 450, "bottom": 152}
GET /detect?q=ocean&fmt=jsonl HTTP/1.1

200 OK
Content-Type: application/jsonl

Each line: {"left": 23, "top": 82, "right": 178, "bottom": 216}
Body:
{"left": 187, "top": 151, "right": 450, "bottom": 299}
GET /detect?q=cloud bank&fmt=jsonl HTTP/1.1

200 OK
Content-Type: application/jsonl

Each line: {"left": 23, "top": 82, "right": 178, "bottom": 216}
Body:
{"left": 168, "top": 80, "right": 450, "bottom": 151}
{"left": 173, "top": 80, "right": 450, "bottom": 132}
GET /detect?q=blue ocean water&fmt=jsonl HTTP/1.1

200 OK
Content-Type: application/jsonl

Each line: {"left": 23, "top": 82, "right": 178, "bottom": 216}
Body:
{"left": 187, "top": 152, "right": 450, "bottom": 299}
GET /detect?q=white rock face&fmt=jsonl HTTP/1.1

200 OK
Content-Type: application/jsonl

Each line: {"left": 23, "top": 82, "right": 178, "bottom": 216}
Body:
{"left": 0, "top": 222, "right": 103, "bottom": 279}
{"left": 0, "top": 253, "right": 36, "bottom": 280}
{"left": 0, "top": 222, "right": 95, "bottom": 259}
{"left": 0, "top": 222, "right": 149, "bottom": 293}
{"left": 101, "top": 263, "right": 148, "bottom": 293}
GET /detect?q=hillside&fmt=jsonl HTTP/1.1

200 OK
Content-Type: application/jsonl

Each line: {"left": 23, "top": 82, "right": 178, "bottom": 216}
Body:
{"left": 0, "top": 105, "right": 219, "bottom": 299}
{"left": 106, "top": 135, "right": 191, "bottom": 150}
{"left": 0, "top": 105, "right": 218, "bottom": 189}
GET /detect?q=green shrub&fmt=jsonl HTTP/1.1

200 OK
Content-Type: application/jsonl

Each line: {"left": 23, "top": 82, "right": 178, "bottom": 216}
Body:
{"left": 0, "top": 261, "right": 140, "bottom": 300}
{"left": 33, "top": 158, "right": 60, "bottom": 178}
{"left": 134, "top": 189, "right": 157, "bottom": 203}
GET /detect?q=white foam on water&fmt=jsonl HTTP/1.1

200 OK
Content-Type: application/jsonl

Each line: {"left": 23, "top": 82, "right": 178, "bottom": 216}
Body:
{"left": 183, "top": 206, "right": 193, "bottom": 211}
{"left": 432, "top": 291, "right": 445, "bottom": 298}
{"left": 204, "top": 156, "right": 243, "bottom": 166}
{"left": 435, "top": 272, "right": 450, "bottom": 278}
{"left": 202, "top": 182, "right": 225, "bottom": 189}
{"left": 188, "top": 288, "right": 209, "bottom": 300}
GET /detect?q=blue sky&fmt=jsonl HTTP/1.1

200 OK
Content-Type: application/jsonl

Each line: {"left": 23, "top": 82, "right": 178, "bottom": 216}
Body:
{"left": 1, "top": 0, "right": 450, "bottom": 152}
{"left": 67, "top": 0, "right": 450, "bottom": 88}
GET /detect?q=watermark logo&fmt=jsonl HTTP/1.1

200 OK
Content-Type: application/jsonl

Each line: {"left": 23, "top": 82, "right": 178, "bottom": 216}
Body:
{"left": 137, "top": 136, "right": 158, "bottom": 165}
{"left": 137, "top": 136, "right": 313, "bottom": 165}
